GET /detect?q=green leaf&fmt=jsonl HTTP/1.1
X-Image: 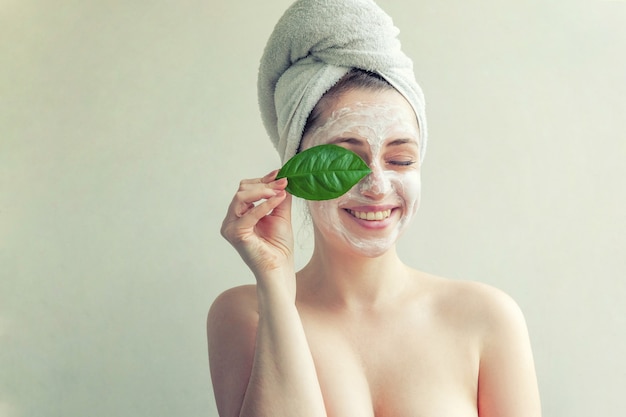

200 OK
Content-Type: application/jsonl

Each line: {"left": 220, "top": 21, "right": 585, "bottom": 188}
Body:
{"left": 276, "top": 144, "right": 372, "bottom": 201}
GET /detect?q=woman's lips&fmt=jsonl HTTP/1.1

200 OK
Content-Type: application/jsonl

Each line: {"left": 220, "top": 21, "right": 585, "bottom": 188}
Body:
{"left": 346, "top": 208, "right": 392, "bottom": 221}
{"left": 343, "top": 204, "right": 399, "bottom": 224}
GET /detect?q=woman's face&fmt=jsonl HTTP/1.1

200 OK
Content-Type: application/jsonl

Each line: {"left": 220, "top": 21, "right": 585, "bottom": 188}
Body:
{"left": 300, "top": 87, "right": 421, "bottom": 257}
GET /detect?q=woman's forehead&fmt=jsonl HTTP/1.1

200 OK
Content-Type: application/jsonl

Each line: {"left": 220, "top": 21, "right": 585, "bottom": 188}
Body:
{"left": 311, "top": 102, "right": 419, "bottom": 140}
{"left": 322, "top": 88, "right": 416, "bottom": 120}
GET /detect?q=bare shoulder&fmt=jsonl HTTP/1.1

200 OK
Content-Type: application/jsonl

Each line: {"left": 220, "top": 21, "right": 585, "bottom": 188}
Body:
{"left": 406, "top": 272, "right": 541, "bottom": 415}
{"left": 208, "top": 284, "right": 258, "bottom": 317}
{"left": 206, "top": 285, "right": 259, "bottom": 417}
{"left": 418, "top": 277, "right": 542, "bottom": 416}
{"left": 449, "top": 279, "right": 524, "bottom": 318}
{"left": 415, "top": 272, "right": 529, "bottom": 335}
{"left": 207, "top": 284, "right": 259, "bottom": 339}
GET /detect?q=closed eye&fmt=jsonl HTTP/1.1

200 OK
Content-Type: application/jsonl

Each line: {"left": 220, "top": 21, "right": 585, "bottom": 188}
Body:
{"left": 388, "top": 160, "right": 416, "bottom": 166}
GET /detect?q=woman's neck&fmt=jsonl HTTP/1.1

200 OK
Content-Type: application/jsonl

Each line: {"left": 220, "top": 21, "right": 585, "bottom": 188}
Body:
{"left": 296, "top": 243, "right": 411, "bottom": 311}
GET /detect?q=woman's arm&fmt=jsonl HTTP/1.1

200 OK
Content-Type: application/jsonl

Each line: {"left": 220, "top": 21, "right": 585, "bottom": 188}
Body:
{"left": 207, "top": 281, "right": 327, "bottom": 417}
{"left": 477, "top": 288, "right": 542, "bottom": 417}
{"left": 208, "top": 171, "right": 327, "bottom": 417}
{"left": 246, "top": 274, "right": 326, "bottom": 417}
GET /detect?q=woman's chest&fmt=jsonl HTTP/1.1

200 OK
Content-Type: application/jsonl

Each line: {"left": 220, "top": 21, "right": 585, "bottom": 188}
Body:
{"left": 303, "top": 312, "right": 480, "bottom": 417}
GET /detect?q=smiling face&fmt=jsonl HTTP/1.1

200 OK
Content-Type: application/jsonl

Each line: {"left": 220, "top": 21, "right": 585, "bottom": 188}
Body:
{"left": 300, "top": 87, "right": 421, "bottom": 257}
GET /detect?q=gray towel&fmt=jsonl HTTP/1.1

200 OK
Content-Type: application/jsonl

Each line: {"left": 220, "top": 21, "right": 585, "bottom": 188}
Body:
{"left": 258, "top": 0, "right": 427, "bottom": 164}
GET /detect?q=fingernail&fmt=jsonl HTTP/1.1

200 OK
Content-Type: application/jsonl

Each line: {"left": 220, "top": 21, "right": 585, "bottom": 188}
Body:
{"left": 271, "top": 177, "right": 287, "bottom": 187}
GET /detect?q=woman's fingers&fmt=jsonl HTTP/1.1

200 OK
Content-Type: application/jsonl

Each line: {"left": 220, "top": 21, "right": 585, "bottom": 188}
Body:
{"left": 269, "top": 189, "right": 292, "bottom": 222}
{"left": 235, "top": 181, "right": 286, "bottom": 212}
{"left": 221, "top": 191, "right": 288, "bottom": 247}
{"left": 222, "top": 171, "right": 290, "bottom": 239}
{"left": 226, "top": 173, "right": 287, "bottom": 219}
{"left": 232, "top": 190, "right": 288, "bottom": 230}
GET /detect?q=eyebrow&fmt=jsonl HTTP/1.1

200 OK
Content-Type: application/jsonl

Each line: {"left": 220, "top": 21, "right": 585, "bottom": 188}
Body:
{"left": 330, "top": 137, "right": 366, "bottom": 146}
{"left": 386, "top": 138, "right": 419, "bottom": 147}
{"left": 329, "top": 137, "right": 419, "bottom": 148}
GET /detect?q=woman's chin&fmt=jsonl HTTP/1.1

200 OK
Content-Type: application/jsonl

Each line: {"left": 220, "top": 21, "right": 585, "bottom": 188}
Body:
{"left": 348, "top": 237, "right": 397, "bottom": 258}
{"left": 319, "top": 230, "right": 396, "bottom": 258}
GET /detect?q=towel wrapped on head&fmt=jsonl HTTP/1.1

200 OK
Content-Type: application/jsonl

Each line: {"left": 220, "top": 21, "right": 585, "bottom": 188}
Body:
{"left": 258, "top": 0, "right": 428, "bottom": 164}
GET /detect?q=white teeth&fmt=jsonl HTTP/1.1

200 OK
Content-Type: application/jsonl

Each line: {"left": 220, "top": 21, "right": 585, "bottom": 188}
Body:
{"left": 348, "top": 209, "right": 391, "bottom": 220}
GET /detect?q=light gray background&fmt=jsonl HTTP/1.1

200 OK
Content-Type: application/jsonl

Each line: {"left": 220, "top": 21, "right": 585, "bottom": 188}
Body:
{"left": 1, "top": 1, "right": 625, "bottom": 416}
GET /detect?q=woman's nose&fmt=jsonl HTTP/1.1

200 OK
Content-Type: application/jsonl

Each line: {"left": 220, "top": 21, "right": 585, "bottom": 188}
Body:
{"left": 359, "top": 164, "right": 391, "bottom": 198}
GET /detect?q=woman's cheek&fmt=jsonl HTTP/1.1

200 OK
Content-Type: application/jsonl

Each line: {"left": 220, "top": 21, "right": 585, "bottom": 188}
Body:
{"left": 307, "top": 200, "right": 338, "bottom": 233}
{"left": 391, "top": 170, "right": 421, "bottom": 221}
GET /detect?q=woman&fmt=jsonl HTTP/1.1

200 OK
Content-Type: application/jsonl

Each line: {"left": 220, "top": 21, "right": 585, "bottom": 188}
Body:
{"left": 208, "top": 1, "right": 541, "bottom": 417}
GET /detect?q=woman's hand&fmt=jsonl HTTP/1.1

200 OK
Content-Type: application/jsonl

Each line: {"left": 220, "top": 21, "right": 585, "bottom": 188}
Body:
{"left": 221, "top": 170, "right": 294, "bottom": 279}
{"left": 214, "top": 172, "right": 326, "bottom": 417}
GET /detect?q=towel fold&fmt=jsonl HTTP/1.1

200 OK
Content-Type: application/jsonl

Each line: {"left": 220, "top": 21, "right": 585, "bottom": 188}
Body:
{"left": 258, "top": 0, "right": 427, "bottom": 164}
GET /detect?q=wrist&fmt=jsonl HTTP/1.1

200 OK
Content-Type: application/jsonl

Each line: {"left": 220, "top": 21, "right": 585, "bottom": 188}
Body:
{"left": 255, "top": 267, "right": 297, "bottom": 304}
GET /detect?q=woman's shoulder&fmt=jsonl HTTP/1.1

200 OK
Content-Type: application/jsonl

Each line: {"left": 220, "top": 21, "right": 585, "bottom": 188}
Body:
{"left": 207, "top": 284, "right": 259, "bottom": 334}
{"left": 208, "top": 284, "right": 258, "bottom": 318}
{"left": 206, "top": 285, "right": 261, "bottom": 415}
{"left": 439, "top": 276, "right": 522, "bottom": 310}
{"left": 414, "top": 272, "right": 528, "bottom": 333}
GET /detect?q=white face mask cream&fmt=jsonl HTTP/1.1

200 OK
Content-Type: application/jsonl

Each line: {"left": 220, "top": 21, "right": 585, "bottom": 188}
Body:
{"left": 300, "top": 89, "right": 421, "bottom": 257}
